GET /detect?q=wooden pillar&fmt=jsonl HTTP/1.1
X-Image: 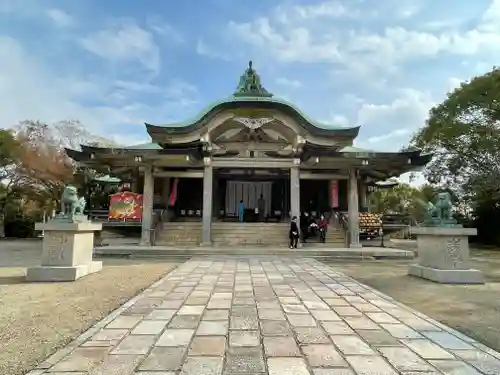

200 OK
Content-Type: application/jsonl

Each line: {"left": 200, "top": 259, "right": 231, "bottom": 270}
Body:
{"left": 290, "top": 160, "right": 301, "bottom": 229}
{"left": 140, "top": 165, "right": 154, "bottom": 246}
{"left": 348, "top": 167, "right": 361, "bottom": 248}
{"left": 162, "top": 177, "right": 171, "bottom": 206}
{"left": 359, "top": 180, "right": 368, "bottom": 209}
{"left": 202, "top": 158, "right": 213, "bottom": 246}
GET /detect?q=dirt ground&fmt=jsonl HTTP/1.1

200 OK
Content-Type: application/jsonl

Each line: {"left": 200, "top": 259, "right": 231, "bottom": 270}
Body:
{"left": 328, "top": 250, "right": 500, "bottom": 353}
{"left": 0, "top": 240, "right": 180, "bottom": 375}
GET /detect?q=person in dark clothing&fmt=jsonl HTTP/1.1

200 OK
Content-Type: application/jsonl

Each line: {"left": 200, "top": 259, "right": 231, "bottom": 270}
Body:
{"left": 289, "top": 216, "right": 299, "bottom": 249}
{"left": 318, "top": 214, "right": 328, "bottom": 243}
{"left": 257, "top": 194, "right": 266, "bottom": 222}
{"left": 300, "top": 212, "right": 310, "bottom": 243}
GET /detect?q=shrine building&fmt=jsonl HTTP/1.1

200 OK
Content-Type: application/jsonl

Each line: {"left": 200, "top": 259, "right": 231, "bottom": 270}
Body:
{"left": 66, "top": 61, "right": 431, "bottom": 248}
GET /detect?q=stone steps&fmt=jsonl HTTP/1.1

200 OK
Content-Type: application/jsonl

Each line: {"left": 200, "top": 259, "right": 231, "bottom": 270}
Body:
{"left": 156, "top": 222, "right": 202, "bottom": 246}
{"left": 155, "top": 222, "right": 346, "bottom": 247}
{"left": 95, "top": 246, "right": 414, "bottom": 261}
{"left": 212, "top": 223, "right": 289, "bottom": 247}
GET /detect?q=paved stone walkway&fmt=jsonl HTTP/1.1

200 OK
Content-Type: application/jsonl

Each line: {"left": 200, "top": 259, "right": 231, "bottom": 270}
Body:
{"left": 30, "top": 258, "right": 500, "bottom": 374}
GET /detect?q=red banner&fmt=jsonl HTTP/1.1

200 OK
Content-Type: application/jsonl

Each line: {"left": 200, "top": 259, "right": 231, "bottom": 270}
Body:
{"left": 108, "top": 192, "right": 143, "bottom": 220}
{"left": 168, "top": 178, "right": 179, "bottom": 206}
{"left": 330, "top": 181, "right": 339, "bottom": 208}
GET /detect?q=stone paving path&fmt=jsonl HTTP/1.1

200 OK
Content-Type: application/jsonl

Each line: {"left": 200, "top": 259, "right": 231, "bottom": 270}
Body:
{"left": 30, "top": 258, "right": 500, "bottom": 375}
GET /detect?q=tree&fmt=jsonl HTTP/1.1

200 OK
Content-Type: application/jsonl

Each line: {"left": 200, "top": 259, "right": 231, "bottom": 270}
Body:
{"left": 409, "top": 67, "right": 500, "bottom": 244}
{"left": 368, "top": 183, "right": 439, "bottom": 223}
{"left": 0, "top": 121, "right": 117, "bottom": 237}
{"left": 0, "top": 129, "right": 20, "bottom": 180}
{"left": 14, "top": 121, "right": 74, "bottom": 202}
{"left": 13, "top": 120, "right": 119, "bottom": 201}
{"left": 411, "top": 67, "right": 500, "bottom": 202}
{"left": 0, "top": 129, "right": 22, "bottom": 236}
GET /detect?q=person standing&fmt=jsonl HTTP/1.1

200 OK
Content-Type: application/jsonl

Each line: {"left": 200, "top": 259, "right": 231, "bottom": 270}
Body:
{"left": 301, "top": 212, "right": 310, "bottom": 243}
{"left": 238, "top": 200, "right": 245, "bottom": 222}
{"left": 257, "top": 194, "right": 266, "bottom": 222}
{"left": 318, "top": 214, "right": 328, "bottom": 243}
{"left": 289, "top": 216, "right": 299, "bottom": 249}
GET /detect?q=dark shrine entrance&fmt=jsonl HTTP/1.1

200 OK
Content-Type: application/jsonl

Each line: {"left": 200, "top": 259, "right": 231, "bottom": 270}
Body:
{"left": 215, "top": 176, "right": 289, "bottom": 222}
{"left": 172, "top": 178, "right": 203, "bottom": 220}
{"left": 166, "top": 174, "right": 344, "bottom": 222}
{"left": 300, "top": 180, "right": 330, "bottom": 216}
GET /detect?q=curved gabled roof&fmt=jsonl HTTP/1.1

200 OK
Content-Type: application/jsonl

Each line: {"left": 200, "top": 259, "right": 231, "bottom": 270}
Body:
{"left": 145, "top": 61, "right": 360, "bottom": 140}
{"left": 146, "top": 96, "right": 360, "bottom": 139}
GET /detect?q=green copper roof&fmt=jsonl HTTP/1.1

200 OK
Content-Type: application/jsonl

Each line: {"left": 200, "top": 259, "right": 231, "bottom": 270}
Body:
{"left": 375, "top": 178, "right": 399, "bottom": 187}
{"left": 123, "top": 142, "right": 162, "bottom": 150}
{"left": 339, "top": 146, "right": 377, "bottom": 154}
{"left": 147, "top": 96, "right": 355, "bottom": 131}
{"left": 93, "top": 175, "right": 121, "bottom": 183}
{"left": 145, "top": 61, "right": 360, "bottom": 136}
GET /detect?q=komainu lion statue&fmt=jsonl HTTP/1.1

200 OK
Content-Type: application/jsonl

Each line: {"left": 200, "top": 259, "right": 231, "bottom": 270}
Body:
{"left": 434, "top": 192, "right": 453, "bottom": 221}
{"left": 60, "top": 185, "right": 86, "bottom": 216}
{"left": 422, "top": 192, "right": 454, "bottom": 224}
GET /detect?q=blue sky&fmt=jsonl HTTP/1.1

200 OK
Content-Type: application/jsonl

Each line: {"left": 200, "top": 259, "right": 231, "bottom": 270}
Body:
{"left": 1, "top": 0, "right": 499, "bottom": 183}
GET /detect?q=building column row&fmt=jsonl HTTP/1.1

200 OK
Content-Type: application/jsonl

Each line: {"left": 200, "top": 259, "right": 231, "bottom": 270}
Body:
{"left": 201, "top": 159, "right": 213, "bottom": 246}
{"left": 140, "top": 165, "right": 154, "bottom": 246}
{"left": 178, "top": 162, "right": 361, "bottom": 248}
{"left": 290, "top": 163, "right": 301, "bottom": 230}
{"left": 348, "top": 167, "right": 361, "bottom": 248}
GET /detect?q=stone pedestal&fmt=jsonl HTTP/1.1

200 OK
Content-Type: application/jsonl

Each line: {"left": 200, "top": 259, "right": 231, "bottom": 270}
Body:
{"left": 408, "top": 226, "right": 484, "bottom": 284}
{"left": 27, "top": 221, "right": 103, "bottom": 282}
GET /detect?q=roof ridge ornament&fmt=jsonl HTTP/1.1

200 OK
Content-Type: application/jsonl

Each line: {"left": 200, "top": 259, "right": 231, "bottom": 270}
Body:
{"left": 233, "top": 60, "right": 273, "bottom": 98}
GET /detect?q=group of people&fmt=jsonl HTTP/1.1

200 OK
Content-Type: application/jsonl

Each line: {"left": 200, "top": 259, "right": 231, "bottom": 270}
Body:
{"left": 235, "top": 196, "right": 328, "bottom": 249}
{"left": 238, "top": 194, "right": 267, "bottom": 222}
{"left": 289, "top": 212, "right": 328, "bottom": 249}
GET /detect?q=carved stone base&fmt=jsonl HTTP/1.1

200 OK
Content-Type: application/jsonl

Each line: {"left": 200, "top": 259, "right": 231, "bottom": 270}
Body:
{"left": 27, "top": 261, "right": 102, "bottom": 282}
{"left": 408, "top": 226, "right": 484, "bottom": 284}
{"left": 27, "top": 221, "right": 103, "bottom": 282}
{"left": 408, "top": 264, "right": 484, "bottom": 284}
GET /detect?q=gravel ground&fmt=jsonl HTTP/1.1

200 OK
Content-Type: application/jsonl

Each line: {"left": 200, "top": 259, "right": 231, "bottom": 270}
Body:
{"left": 0, "top": 246, "right": 180, "bottom": 375}
{"left": 327, "top": 251, "right": 500, "bottom": 352}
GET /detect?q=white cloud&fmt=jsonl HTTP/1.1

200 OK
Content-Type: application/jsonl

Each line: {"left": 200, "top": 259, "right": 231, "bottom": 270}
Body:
{"left": 79, "top": 19, "right": 161, "bottom": 74}
{"left": 447, "top": 77, "right": 463, "bottom": 92}
{"left": 355, "top": 88, "right": 433, "bottom": 151}
{"left": 224, "top": 0, "right": 500, "bottom": 79}
{"left": 479, "top": 0, "right": 500, "bottom": 33}
{"left": 228, "top": 19, "right": 342, "bottom": 63}
{"left": 146, "top": 16, "right": 184, "bottom": 44}
{"left": 365, "top": 129, "right": 411, "bottom": 145}
{"left": 328, "top": 114, "right": 350, "bottom": 127}
{"left": 276, "top": 0, "right": 348, "bottom": 22}
{"left": 46, "top": 8, "right": 73, "bottom": 28}
{"left": 0, "top": 35, "right": 198, "bottom": 141}
{"left": 275, "top": 77, "right": 301, "bottom": 88}
{"left": 196, "top": 39, "right": 232, "bottom": 60}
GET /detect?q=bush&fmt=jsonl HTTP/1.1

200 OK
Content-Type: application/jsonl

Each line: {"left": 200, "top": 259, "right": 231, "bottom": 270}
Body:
{"left": 4, "top": 215, "right": 36, "bottom": 238}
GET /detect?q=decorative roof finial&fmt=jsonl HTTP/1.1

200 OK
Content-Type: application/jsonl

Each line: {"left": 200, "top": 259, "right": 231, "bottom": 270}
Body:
{"left": 233, "top": 60, "right": 273, "bottom": 98}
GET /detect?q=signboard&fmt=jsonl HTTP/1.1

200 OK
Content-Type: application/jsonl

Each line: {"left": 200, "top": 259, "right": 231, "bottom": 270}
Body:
{"left": 330, "top": 181, "right": 339, "bottom": 208}
{"left": 108, "top": 192, "right": 143, "bottom": 220}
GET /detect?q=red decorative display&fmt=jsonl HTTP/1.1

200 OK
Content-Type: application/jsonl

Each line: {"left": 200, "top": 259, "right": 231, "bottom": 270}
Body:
{"left": 168, "top": 178, "right": 179, "bottom": 206}
{"left": 108, "top": 192, "right": 143, "bottom": 221}
{"left": 330, "top": 181, "right": 339, "bottom": 208}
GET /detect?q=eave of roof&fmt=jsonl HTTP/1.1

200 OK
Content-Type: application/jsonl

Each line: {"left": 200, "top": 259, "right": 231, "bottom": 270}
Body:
{"left": 93, "top": 175, "right": 121, "bottom": 183}
{"left": 145, "top": 96, "right": 360, "bottom": 139}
